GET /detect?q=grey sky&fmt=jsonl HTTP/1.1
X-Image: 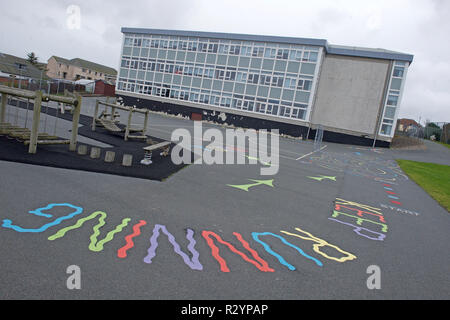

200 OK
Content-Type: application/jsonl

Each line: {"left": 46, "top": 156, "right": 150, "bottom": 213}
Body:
{"left": 1, "top": 0, "right": 449, "bottom": 123}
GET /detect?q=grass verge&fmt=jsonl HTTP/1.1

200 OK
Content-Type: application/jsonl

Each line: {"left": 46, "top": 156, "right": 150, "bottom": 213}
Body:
{"left": 396, "top": 159, "right": 450, "bottom": 212}
{"left": 436, "top": 141, "right": 450, "bottom": 149}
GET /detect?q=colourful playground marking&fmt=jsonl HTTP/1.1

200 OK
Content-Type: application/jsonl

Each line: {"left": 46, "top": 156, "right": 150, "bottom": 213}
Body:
{"left": 307, "top": 175, "right": 337, "bottom": 182}
{"left": 329, "top": 198, "right": 387, "bottom": 241}
{"left": 227, "top": 179, "right": 274, "bottom": 192}
{"left": 1, "top": 202, "right": 357, "bottom": 273}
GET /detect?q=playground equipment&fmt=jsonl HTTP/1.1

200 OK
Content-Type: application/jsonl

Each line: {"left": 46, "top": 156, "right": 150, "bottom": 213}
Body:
{"left": 141, "top": 141, "right": 171, "bottom": 165}
{"left": 0, "top": 85, "right": 82, "bottom": 154}
{"left": 92, "top": 100, "right": 150, "bottom": 141}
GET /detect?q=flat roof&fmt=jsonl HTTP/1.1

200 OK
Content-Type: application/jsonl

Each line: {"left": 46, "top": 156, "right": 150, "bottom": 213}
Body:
{"left": 121, "top": 27, "right": 414, "bottom": 63}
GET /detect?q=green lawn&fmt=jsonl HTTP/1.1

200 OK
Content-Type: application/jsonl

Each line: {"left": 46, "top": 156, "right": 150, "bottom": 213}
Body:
{"left": 436, "top": 141, "right": 450, "bottom": 149}
{"left": 397, "top": 160, "right": 450, "bottom": 212}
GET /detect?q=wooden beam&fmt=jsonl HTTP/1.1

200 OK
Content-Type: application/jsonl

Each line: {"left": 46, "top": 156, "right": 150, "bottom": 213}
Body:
{"left": 143, "top": 110, "right": 149, "bottom": 135}
{"left": 92, "top": 100, "right": 99, "bottom": 131}
{"left": 28, "top": 91, "right": 42, "bottom": 154}
{"left": 0, "top": 85, "right": 36, "bottom": 99}
{"left": 0, "top": 93, "right": 6, "bottom": 124}
{"left": 97, "top": 100, "right": 148, "bottom": 114}
{"left": 125, "top": 108, "right": 133, "bottom": 141}
{"left": 70, "top": 94, "right": 82, "bottom": 151}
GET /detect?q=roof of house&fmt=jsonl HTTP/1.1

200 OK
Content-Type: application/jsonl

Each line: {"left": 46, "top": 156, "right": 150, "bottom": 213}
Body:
{"left": 398, "top": 119, "right": 420, "bottom": 127}
{"left": 0, "top": 52, "right": 49, "bottom": 79}
{"left": 121, "top": 27, "right": 414, "bottom": 63}
{"left": 49, "top": 56, "right": 117, "bottom": 76}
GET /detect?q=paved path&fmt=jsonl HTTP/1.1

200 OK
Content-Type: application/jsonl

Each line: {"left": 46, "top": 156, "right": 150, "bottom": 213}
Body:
{"left": 0, "top": 106, "right": 449, "bottom": 300}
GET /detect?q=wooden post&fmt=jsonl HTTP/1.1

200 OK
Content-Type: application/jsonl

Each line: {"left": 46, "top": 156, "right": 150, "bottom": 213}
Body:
{"left": 70, "top": 94, "right": 82, "bottom": 152}
{"left": 0, "top": 93, "right": 7, "bottom": 123}
{"left": 143, "top": 110, "right": 149, "bottom": 136}
{"left": 111, "top": 105, "right": 116, "bottom": 121}
{"left": 125, "top": 107, "right": 133, "bottom": 141}
{"left": 92, "top": 100, "right": 99, "bottom": 131}
{"left": 28, "top": 91, "right": 43, "bottom": 154}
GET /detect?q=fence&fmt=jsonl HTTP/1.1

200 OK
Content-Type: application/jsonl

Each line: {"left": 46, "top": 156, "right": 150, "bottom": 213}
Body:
{"left": 423, "top": 122, "right": 449, "bottom": 143}
{"left": 0, "top": 76, "right": 86, "bottom": 95}
{"left": 395, "top": 121, "right": 450, "bottom": 144}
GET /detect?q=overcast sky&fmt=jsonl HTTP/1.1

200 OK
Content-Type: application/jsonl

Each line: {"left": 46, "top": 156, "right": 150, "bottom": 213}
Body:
{"left": 1, "top": 0, "right": 449, "bottom": 123}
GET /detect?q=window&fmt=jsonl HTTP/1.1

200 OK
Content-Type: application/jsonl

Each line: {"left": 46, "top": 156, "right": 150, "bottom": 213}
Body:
{"left": 208, "top": 43, "right": 218, "bottom": 53}
{"left": 124, "top": 37, "right": 133, "bottom": 46}
{"left": 252, "top": 47, "right": 264, "bottom": 57}
{"left": 184, "top": 66, "right": 193, "bottom": 76}
{"left": 215, "top": 69, "right": 225, "bottom": 80}
{"left": 271, "top": 76, "right": 283, "bottom": 87}
{"left": 255, "top": 102, "right": 266, "bottom": 113}
{"left": 260, "top": 75, "right": 271, "bottom": 86}
{"left": 161, "top": 40, "right": 169, "bottom": 49}
{"left": 188, "top": 41, "right": 197, "bottom": 51}
{"left": 393, "top": 66, "right": 404, "bottom": 78}
{"left": 241, "top": 46, "right": 252, "bottom": 56}
{"left": 242, "top": 100, "right": 254, "bottom": 111}
{"left": 121, "top": 59, "right": 130, "bottom": 68}
{"left": 264, "top": 48, "right": 276, "bottom": 58}
{"left": 236, "top": 72, "right": 247, "bottom": 83}
{"left": 297, "top": 79, "right": 312, "bottom": 91}
{"left": 151, "top": 39, "right": 159, "bottom": 48}
{"left": 133, "top": 38, "right": 142, "bottom": 47}
{"left": 289, "top": 50, "right": 302, "bottom": 61}
{"left": 277, "top": 49, "right": 289, "bottom": 60}
{"left": 384, "top": 106, "right": 396, "bottom": 119}
{"left": 381, "top": 124, "right": 392, "bottom": 136}
{"left": 248, "top": 73, "right": 259, "bottom": 84}
{"left": 229, "top": 45, "right": 240, "bottom": 55}
{"left": 218, "top": 44, "right": 229, "bottom": 54}
{"left": 138, "top": 61, "right": 147, "bottom": 70}
{"left": 224, "top": 70, "right": 236, "bottom": 81}
{"left": 200, "top": 94, "right": 210, "bottom": 104}
{"left": 194, "top": 67, "right": 203, "bottom": 77}
{"left": 199, "top": 42, "right": 208, "bottom": 52}
{"left": 169, "top": 40, "right": 178, "bottom": 49}
{"left": 387, "top": 94, "right": 398, "bottom": 106}
{"left": 284, "top": 78, "right": 296, "bottom": 89}
{"left": 204, "top": 68, "right": 214, "bottom": 78}
{"left": 302, "top": 51, "right": 318, "bottom": 62}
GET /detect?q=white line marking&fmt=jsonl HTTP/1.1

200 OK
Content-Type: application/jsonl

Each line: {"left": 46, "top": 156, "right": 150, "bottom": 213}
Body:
{"left": 296, "top": 145, "right": 327, "bottom": 161}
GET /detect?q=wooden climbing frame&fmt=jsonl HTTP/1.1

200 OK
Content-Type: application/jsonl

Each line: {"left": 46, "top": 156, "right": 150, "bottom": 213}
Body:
{"left": 92, "top": 100, "right": 150, "bottom": 141}
{"left": 0, "top": 85, "right": 82, "bottom": 154}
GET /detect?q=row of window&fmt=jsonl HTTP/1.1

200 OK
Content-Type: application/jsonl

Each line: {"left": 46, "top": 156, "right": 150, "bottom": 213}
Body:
{"left": 124, "top": 36, "right": 319, "bottom": 62}
{"left": 121, "top": 59, "right": 313, "bottom": 90}
{"left": 117, "top": 80, "right": 308, "bottom": 120}
{"left": 380, "top": 61, "right": 408, "bottom": 136}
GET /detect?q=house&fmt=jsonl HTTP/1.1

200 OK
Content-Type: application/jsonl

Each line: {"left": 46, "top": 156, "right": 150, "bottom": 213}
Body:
{"left": 0, "top": 52, "right": 48, "bottom": 86}
{"left": 47, "top": 56, "right": 117, "bottom": 84}
{"left": 397, "top": 119, "right": 421, "bottom": 132}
